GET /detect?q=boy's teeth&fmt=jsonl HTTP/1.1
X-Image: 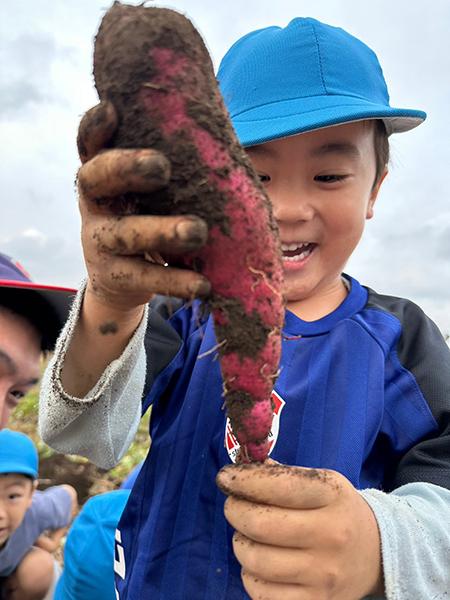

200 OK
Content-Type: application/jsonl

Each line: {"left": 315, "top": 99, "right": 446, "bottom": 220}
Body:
{"left": 281, "top": 241, "right": 315, "bottom": 261}
{"left": 281, "top": 242, "right": 310, "bottom": 252}
{"left": 282, "top": 246, "right": 313, "bottom": 261}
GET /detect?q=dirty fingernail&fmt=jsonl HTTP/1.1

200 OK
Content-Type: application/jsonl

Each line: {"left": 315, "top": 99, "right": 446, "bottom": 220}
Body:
{"left": 176, "top": 219, "right": 208, "bottom": 246}
{"left": 191, "top": 278, "right": 211, "bottom": 297}
{"left": 216, "top": 466, "right": 233, "bottom": 488}
{"left": 136, "top": 153, "right": 171, "bottom": 183}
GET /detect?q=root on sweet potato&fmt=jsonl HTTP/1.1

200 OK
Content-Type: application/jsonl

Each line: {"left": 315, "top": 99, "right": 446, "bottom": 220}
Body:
{"left": 93, "top": 2, "right": 284, "bottom": 462}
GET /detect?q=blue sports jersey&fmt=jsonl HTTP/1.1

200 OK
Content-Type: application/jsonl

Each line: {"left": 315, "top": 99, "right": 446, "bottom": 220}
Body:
{"left": 115, "top": 275, "right": 450, "bottom": 599}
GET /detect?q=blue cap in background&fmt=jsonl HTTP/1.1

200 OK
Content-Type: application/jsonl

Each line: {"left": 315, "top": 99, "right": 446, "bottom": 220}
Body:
{"left": 54, "top": 490, "right": 130, "bottom": 600}
{"left": 0, "top": 429, "right": 38, "bottom": 479}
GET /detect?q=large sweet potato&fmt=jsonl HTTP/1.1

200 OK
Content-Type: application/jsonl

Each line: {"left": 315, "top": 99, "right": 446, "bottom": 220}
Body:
{"left": 93, "top": 2, "right": 284, "bottom": 462}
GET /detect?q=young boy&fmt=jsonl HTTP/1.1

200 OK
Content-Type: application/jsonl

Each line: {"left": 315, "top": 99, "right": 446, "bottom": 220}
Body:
{"left": 0, "top": 429, "right": 77, "bottom": 599}
{"left": 39, "top": 17, "right": 450, "bottom": 599}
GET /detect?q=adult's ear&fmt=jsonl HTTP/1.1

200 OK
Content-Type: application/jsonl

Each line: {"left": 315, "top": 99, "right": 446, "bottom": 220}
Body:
{"left": 367, "top": 167, "right": 388, "bottom": 219}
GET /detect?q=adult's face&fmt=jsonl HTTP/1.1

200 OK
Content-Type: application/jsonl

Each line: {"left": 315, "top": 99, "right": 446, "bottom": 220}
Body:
{"left": 0, "top": 309, "right": 41, "bottom": 429}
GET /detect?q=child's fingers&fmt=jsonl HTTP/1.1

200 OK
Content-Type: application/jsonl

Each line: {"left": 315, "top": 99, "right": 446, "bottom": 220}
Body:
{"left": 241, "top": 571, "right": 312, "bottom": 600}
{"left": 98, "top": 254, "right": 211, "bottom": 299}
{"left": 77, "top": 148, "right": 170, "bottom": 203}
{"left": 85, "top": 213, "right": 209, "bottom": 256}
{"left": 234, "top": 532, "right": 312, "bottom": 585}
{"left": 216, "top": 463, "right": 342, "bottom": 509}
{"left": 77, "top": 101, "right": 118, "bottom": 163}
{"left": 223, "top": 496, "right": 319, "bottom": 548}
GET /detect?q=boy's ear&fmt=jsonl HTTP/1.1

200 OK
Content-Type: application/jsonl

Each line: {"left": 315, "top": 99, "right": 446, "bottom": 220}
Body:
{"left": 26, "top": 479, "right": 38, "bottom": 508}
{"left": 366, "top": 167, "right": 388, "bottom": 219}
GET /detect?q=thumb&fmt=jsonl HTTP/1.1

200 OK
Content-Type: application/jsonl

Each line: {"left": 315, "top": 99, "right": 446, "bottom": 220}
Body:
{"left": 77, "top": 101, "right": 118, "bottom": 163}
{"left": 216, "top": 462, "right": 342, "bottom": 509}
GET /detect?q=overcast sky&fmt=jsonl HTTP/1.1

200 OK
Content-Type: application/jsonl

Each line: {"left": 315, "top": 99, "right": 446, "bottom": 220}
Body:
{"left": 1, "top": 1, "right": 450, "bottom": 331}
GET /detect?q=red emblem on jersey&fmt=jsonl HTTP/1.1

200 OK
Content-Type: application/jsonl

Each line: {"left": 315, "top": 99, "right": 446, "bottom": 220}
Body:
{"left": 225, "top": 390, "right": 286, "bottom": 463}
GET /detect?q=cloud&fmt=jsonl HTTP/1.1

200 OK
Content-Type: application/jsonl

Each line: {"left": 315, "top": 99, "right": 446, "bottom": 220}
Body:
{"left": 0, "top": 228, "right": 85, "bottom": 288}
{"left": 0, "top": 0, "right": 449, "bottom": 335}
{"left": 0, "top": 81, "right": 49, "bottom": 115}
{"left": 0, "top": 32, "right": 77, "bottom": 118}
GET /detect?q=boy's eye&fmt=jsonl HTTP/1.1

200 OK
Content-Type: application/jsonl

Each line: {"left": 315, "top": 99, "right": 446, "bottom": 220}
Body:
{"left": 8, "top": 493, "right": 23, "bottom": 501}
{"left": 258, "top": 174, "right": 271, "bottom": 184}
{"left": 314, "top": 174, "right": 347, "bottom": 183}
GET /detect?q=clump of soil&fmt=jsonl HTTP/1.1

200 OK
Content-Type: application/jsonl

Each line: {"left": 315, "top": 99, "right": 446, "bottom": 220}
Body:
{"left": 38, "top": 454, "right": 118, "bottom": 504}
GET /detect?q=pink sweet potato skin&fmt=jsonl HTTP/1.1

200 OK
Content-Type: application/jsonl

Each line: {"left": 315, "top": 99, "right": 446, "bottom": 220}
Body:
{"left": 93, "top": 2, "right": 284, "bottom": 462}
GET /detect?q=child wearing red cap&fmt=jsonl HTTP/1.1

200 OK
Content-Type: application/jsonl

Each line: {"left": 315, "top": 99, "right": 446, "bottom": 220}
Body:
{"left": 0, "top": 252, "right": 75, "bottom": 430}
{"left": 0, "top": 429, "right": 77, "bottom": 600}
{"left": 40, "top": 16, "right": 449, "bottom": 599}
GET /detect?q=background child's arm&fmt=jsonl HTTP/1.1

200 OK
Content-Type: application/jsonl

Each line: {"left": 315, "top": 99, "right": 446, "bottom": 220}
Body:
{"left": 34, "top": 527, "right": 67, "bottom": 553}
{"left": 35, "top": 484, "right": 78, "bottom": 552}
{"left": 60, "top": 484, "right": 78, "bottom": 518}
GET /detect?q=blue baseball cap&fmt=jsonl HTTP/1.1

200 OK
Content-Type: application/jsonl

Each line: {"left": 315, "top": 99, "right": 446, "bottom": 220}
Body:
{"left": 0, "top": 252, "right": 76, "bottom": 351}
{"left": 218, "top": 17, "right": 426, "bottom": 146}
{"left": 0, "top": 429, "right": 38, "bottom": 479}
{"left": 54, "top": 490, "right": 130, "bottom": 600}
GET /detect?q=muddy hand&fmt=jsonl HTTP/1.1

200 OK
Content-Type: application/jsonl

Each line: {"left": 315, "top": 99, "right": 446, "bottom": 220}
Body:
{"left": 217, "top": 462, "right": 384, "bottom": 600}
{"left": 76, "top": 102, "right": 211, "bottom": 311}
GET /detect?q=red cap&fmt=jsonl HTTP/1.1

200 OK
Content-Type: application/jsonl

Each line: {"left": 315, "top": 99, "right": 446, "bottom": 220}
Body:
{"left": 0, "top": 253, "right": 76, "bottom": 350}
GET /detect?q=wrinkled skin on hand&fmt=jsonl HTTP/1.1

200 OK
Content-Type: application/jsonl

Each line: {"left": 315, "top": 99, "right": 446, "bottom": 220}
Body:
{"left": 76, "top": 101, "right": 211, "bottom": 312}
{"left": 217, "top": 462, "right": 384, "bottom": 600}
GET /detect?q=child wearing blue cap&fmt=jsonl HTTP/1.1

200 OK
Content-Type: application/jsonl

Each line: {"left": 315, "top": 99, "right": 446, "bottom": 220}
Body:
{"left": 0, "top": 429, "right": 77, "bottom": 599}
{"left": 40, "top": 16, "right": 450, "bottom": 600}
{"left": 54, "top": 490, "right": 130, "bottom": 600}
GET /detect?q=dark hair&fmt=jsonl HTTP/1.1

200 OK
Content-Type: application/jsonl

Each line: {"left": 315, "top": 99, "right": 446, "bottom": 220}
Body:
{"left": 373, "top": 120, "right": 390, "bottom": 187}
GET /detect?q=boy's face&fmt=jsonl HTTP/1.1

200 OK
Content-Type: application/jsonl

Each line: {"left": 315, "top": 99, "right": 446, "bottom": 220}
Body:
{"left": 0, "top": 474, "right": 35, "bottom": 547}
{"left": 0, "top": 309, "right": 41, "bottom": 429}
{"left": 246, "top": 121, "right": 385, "bottom": 306}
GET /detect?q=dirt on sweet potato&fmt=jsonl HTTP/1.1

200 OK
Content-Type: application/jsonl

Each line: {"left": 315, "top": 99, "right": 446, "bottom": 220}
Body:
{"left": 92, "top": 2, "right": 284, "bottom": 461}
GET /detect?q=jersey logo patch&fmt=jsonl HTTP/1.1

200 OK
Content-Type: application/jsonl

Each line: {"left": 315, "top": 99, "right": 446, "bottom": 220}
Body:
{"left": 225, "top": 390, "right": 286, "bottom": 463}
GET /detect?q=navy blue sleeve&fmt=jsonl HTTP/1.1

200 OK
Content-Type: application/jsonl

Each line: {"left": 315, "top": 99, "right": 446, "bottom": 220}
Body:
{"left": 143, "top": 296, "right": 184, "bottom": 398}
{"left": 143, "top": 297, "right": 210, "bottom": 400}
{"left": 367, "top": 291, "right": 450, "bottom": 490}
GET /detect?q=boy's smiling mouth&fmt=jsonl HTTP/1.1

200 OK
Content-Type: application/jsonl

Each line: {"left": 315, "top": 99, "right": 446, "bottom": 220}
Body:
{"left": 281, "top": 241, "right": 317, "bottom": 264}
